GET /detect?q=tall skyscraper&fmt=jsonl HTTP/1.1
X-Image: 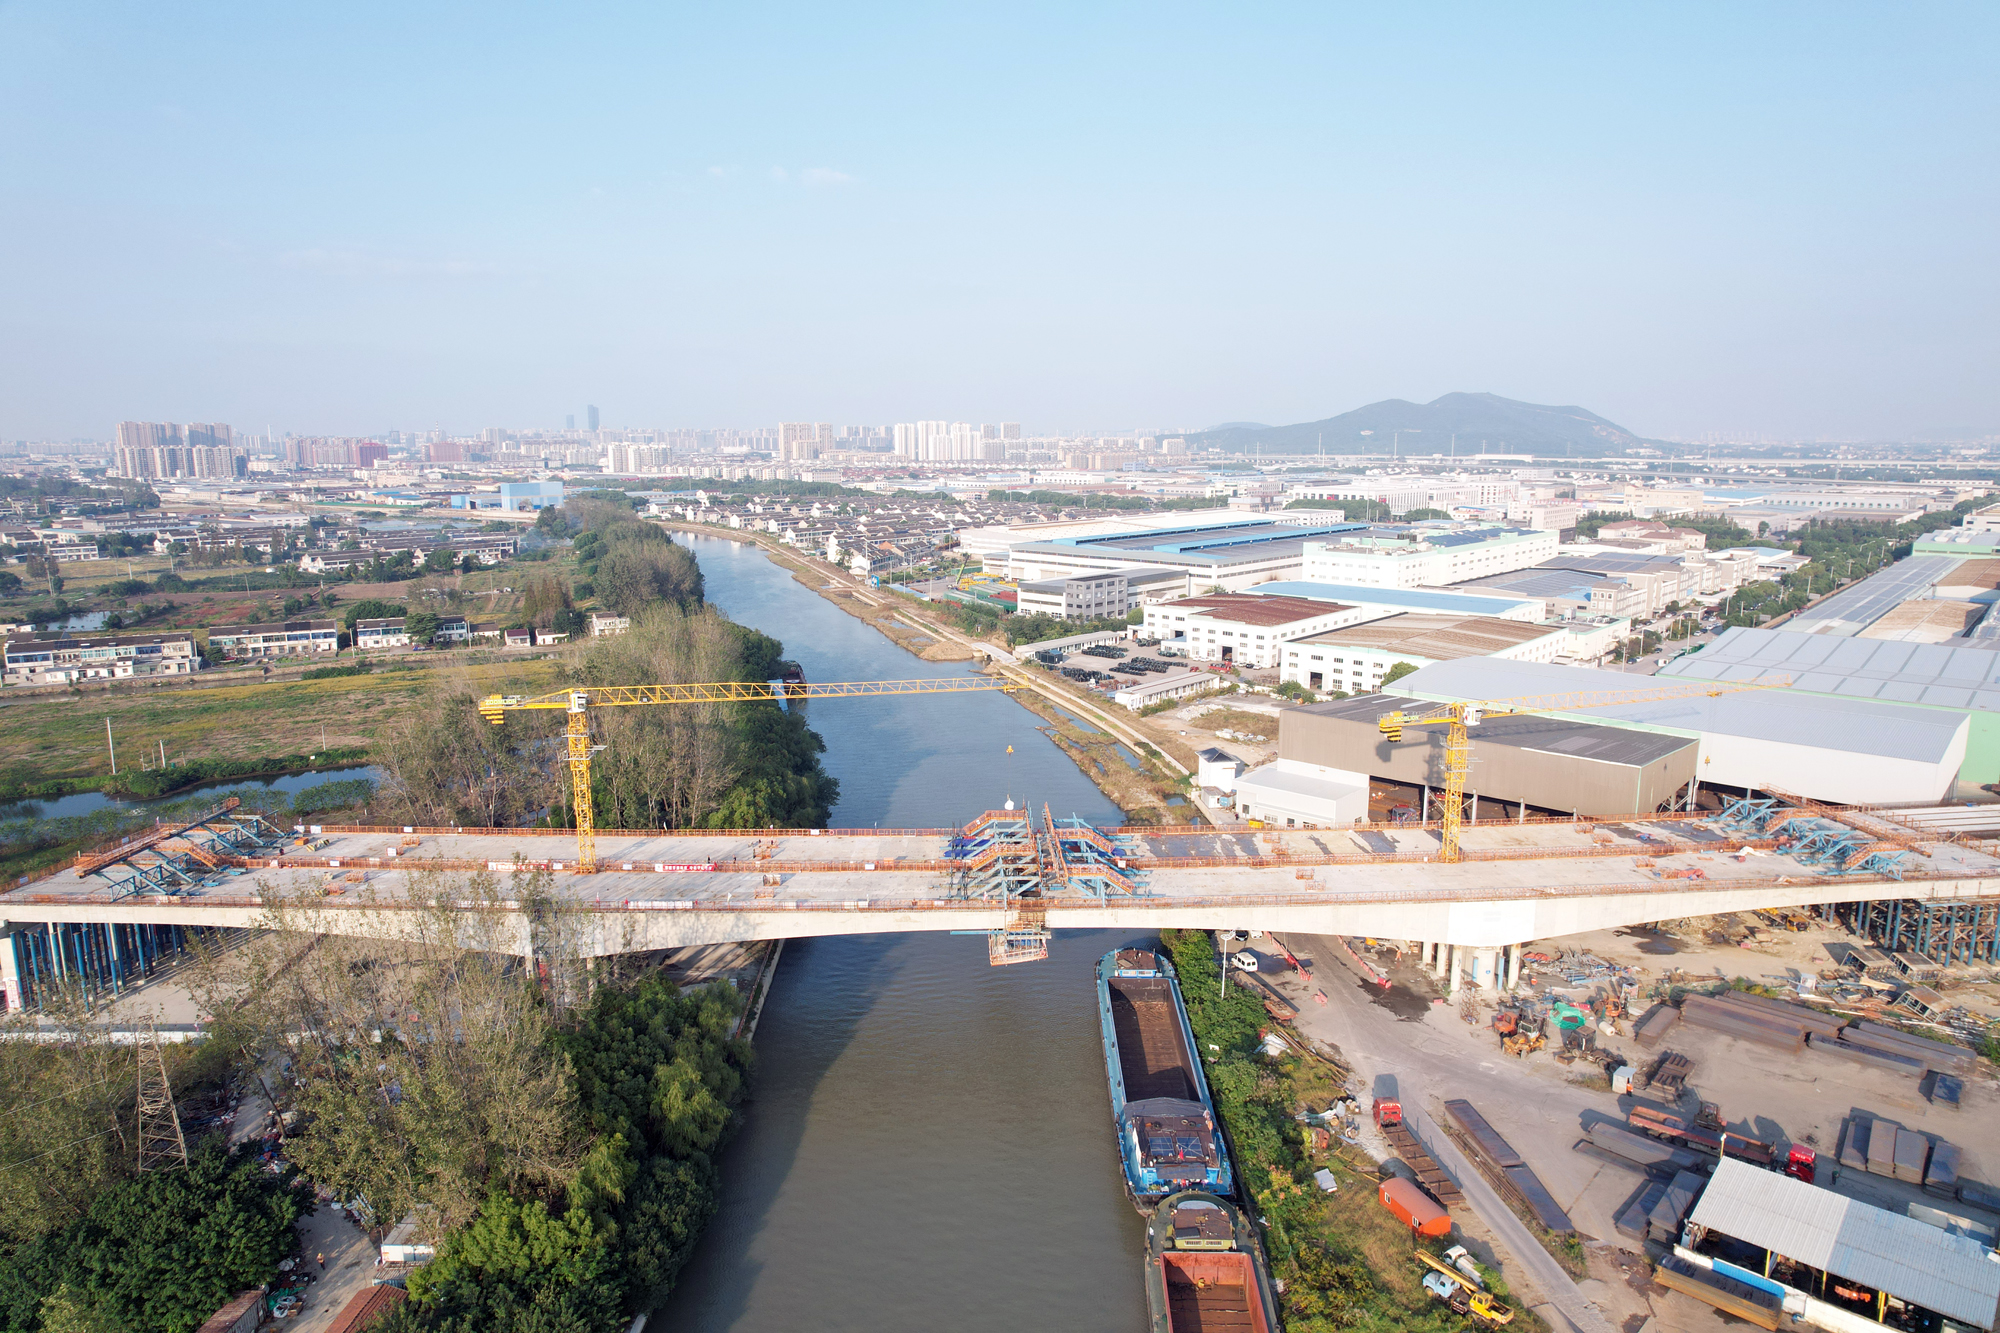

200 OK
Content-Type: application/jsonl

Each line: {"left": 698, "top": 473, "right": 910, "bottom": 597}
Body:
{"left": 777, "top": 422, "right": 832, "bottom": 461}
{"left": 587, "top": 405, "right": 600, "bottom": 432}
{"left": 566, "top": 414, "right": 576, "bottom": 430}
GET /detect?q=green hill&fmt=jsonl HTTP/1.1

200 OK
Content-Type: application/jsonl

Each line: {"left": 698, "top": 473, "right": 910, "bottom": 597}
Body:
{"left": 1187, "top": 392, "right": 1646, "bottom": 457}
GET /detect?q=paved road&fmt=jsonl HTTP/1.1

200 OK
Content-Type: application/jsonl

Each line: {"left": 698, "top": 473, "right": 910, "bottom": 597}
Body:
{"left": 1273, "top": 932, "right": 1615, "bottom": 1333}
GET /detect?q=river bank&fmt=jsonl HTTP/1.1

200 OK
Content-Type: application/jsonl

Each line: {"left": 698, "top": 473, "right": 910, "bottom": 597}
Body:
{"left": 663, "top": 523, "right": 1206, "bottom": 824}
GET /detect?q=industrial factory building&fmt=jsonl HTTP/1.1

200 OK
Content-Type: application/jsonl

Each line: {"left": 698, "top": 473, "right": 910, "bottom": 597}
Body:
{"left": 1274, "top": 694, "right": 1697, "bottom": 818}
{"left": 1386, "top": 657, "right": 1971, "bottom": 806}
{"left": 1659, "top": 627, "right": 2000, "bottom": 787}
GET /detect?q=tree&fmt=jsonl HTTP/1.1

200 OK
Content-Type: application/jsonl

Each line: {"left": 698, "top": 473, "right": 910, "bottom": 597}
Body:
{"left": 405, "top": 610, "right": 442, "bottom": 644}
{"left": 424, "top": 548, "right": 457, "bottom": 574}
{"left": 1379, "top": 661, "right": 1420, "bottom": 687}
{"left": 0, "top": 1141, "right": 305, "bottom": 1333}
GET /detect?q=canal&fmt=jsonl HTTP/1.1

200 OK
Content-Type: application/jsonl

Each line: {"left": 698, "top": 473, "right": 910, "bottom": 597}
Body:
{"left": 661, "top": 536, "right": 1150, "bottom": 1332}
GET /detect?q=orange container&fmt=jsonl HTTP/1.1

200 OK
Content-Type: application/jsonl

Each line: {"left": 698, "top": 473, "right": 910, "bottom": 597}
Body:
{"left": 1378, "top": 1177, "right": 1450, "bottom": 1237}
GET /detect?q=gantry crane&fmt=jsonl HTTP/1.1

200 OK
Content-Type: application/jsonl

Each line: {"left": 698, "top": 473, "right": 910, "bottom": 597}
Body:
{"left": 1375, "top": 678, "right": 1787, "bottom": 862}
{"left": 478, "top": 678, "right": 1015, "bottom": 871}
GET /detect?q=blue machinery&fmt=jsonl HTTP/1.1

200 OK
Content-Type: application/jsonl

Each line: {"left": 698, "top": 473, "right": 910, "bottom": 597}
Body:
{"left": 947, "top": 806, "right": 1149, "bottom": 965}
{"left": 1706, "top": 797, "right": 1913, "bottom": 880}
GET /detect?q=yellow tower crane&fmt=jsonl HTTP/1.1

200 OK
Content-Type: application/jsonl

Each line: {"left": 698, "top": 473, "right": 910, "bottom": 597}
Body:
{"left": 478, "top": 677, "right": 1016, "bottom": 872}
{"left": 1375, "top": 678, "right": 1787, "bottom": 863}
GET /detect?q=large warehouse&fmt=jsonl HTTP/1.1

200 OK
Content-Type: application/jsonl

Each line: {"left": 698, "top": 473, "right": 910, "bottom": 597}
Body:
{"left": 1276, "top": 694, "right": 1697, "bottom": 818}
{"left": 1383, "top": 657, "right": 1971, "bottom": 806}
{"left": 1659, "top": 626, "right": 2000, "bottom": 787}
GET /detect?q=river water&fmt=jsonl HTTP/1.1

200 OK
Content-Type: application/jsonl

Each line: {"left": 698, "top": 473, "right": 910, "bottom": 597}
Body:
{"left": 662, "top": 536, "right": 1150, "bottom": 1332}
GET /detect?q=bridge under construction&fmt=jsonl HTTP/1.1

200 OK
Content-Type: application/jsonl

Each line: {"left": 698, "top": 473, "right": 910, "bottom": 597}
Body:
{"left": 4, "top": 792, "right": 1999, "bottom": 1010}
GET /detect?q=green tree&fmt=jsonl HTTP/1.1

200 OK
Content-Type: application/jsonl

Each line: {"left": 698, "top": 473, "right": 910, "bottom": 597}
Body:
{"left": 405, "top": 610, "right": 442, "bottom": 644}
{"left": 423, "top": 548, "right": 457, "bottom": 574}
{"left": 1379, "top": 660, "right": 1420, "bottom": 687}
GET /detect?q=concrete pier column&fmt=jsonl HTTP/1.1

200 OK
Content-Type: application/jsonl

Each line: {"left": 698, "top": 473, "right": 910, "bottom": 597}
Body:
{"left": 1472, "top": 948, "right": 1497, "bottom": 989}
{"left": 1446, "top": 944, "right": 1461, "bottom": 995}
{"left": 1433, "top": 943, "right": 1449, "bottom": 979}
{"left": 1506, "top": 944, "right": 1524, "bottom": 991}
{"left": 0, "top": 930, "right": 21, "bottom": 1012}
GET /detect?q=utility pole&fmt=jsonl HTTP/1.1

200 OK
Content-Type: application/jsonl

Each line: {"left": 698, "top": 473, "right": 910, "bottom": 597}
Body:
{"left": 106, "top": 718, "right": 116, "bottom": 775}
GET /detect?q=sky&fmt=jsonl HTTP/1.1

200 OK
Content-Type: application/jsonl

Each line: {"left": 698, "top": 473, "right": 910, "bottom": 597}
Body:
{"left": 1, "top": 2, "right": 1995, "bottom": 443}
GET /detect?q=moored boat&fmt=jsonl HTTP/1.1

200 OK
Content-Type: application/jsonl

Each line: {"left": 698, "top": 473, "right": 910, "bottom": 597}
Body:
{"left": 1143, "top": 1190, "right": 1279, "bottom": 1333}
{"left": 1097, "top": 947, "right": 1233, "bottom": 1210}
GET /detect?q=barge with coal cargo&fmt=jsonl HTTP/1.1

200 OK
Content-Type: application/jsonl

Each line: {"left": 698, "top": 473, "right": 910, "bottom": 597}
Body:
{"left": 1097, "top": 948, "right": 1234, "bottom": 1210}
{"left": 1143, "top": 1191, "right": 1277, "bottom": 1333}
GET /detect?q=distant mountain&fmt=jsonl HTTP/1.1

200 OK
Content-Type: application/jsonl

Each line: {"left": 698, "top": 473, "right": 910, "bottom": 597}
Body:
{"left": 1204, "top": 421, "right": 1271, "bottom": 432}
{"left": 1185, "top": 393, "right": 1646, "bottom": 457}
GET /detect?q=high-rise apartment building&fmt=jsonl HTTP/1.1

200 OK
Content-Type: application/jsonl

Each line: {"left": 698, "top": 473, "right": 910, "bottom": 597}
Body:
{"left": 587, "top": 405, "right": 600, "bottom": 432}
{"left": 114, "top": 421, "right": 246, "bottom": 480}
{"left": 1001, "top": 423, "right": 1022, "bottom": 441}
{"left": 777, "top": 422, "right": 833, "bottom": 461}
{"left": 282, "top": 438, "right": 388, "bottom": 470}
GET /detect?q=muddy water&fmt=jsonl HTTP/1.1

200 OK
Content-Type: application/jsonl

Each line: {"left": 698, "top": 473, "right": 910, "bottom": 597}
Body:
{"left": 660, "top": 536, "right": 1148, "bottom": 1332}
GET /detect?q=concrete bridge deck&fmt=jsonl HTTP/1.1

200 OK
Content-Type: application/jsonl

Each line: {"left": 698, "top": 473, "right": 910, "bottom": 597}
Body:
{"left": 5, "top": 811, "right": 1997, "bottom": 975}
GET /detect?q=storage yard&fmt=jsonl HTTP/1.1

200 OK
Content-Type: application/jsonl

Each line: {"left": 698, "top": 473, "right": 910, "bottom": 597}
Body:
{"left": 1263, "top": 917, "right": 2000, "bottom": 1333}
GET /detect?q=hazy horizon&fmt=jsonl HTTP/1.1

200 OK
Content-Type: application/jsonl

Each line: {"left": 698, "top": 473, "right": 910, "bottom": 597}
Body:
{"left": 3, "top": 4, "right": 1994, "bottom": 443}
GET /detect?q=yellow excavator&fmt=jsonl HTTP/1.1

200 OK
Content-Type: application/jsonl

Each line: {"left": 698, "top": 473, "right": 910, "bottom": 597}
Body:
{"left": 1414, "top": 1250, "right": 1514, "bottom": 1326}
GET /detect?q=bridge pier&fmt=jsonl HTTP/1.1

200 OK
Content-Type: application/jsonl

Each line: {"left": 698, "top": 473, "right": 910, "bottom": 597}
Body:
{"left": 1471, "top": 947, "right": 1497, "bottom": 989}
{"left": 1505, "top": 943, "right": 1523, "bottom": 991}
{"left": 1446, "top": 944, "right": 1461, "bottom": 996}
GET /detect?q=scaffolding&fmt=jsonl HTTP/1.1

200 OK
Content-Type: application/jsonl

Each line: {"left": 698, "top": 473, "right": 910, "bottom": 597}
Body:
{"left": 1853, "top": 899, "right": 2000, "bottom": 967}
{"left": 6, "top": 921, "right": 239, "bottom": 1013}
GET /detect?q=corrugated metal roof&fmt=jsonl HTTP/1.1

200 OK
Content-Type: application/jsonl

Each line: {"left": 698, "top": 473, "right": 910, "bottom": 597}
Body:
{"left": 1783, "top": 555, "right": 1968, "bottom": 636}
{"left": 1658, "top": 627, "right": 2000, "bottom": 713}
{"left": 1454, "top": 569, "right": 1606, "bottom": 601}
{"left": 1389, "top": 657, "right": 1969, "bottom": 762}
{"left": 1250, "top": 581, "right": 1540, "bottom": 616}
{"left": 1689, "top": 1159, "right": 2000, "bottom": 1327}
{"left": 1288, "top": 613, "right": 1557, "bottom": 659}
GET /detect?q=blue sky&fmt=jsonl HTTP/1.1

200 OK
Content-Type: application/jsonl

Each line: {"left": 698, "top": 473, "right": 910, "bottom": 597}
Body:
{"left": 2, "top": 3, "right": 1994, "bottom": 441}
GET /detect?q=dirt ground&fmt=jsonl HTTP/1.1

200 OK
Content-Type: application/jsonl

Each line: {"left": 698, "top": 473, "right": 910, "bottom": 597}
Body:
{"left": 1257, "top": 920, "right": 2000, "bottom": 1333}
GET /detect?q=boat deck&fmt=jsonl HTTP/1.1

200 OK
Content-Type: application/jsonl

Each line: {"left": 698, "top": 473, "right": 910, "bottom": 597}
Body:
{"left": 1164, "top": 1255, "right": 1262, "bottom": 1332}
{"left": 1109, "top": 977, "right": 1198, "bottom": 1103}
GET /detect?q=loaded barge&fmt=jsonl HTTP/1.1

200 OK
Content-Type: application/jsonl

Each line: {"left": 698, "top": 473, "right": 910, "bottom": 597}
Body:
{"left": 1144, "top": 1191, "right": 1278, "bottom": 1333}
{"left": 1097, "top": 948, "right": 1233, "bottom": 1209}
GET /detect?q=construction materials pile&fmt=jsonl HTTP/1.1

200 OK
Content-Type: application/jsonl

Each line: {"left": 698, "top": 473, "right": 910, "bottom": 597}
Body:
{"left": 1444, "top": 1100, "right": 1573, "bottom": 1235}
{"left": 1675, "top": 988, "right": 1980, "bottom": 1082}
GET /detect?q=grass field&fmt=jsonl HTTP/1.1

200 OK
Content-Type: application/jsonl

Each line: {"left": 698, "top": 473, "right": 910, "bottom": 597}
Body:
{"left": 0, "top": 656, "right": 559, "bottom": 783}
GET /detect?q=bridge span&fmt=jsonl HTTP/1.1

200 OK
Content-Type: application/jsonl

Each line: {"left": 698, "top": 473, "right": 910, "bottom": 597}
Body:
{"left": 4, "top": 797, "right": 1997, "bottom": 1008}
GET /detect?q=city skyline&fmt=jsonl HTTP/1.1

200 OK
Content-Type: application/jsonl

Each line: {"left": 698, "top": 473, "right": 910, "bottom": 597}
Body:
{"left": 2, "top": 4, "right": 1995, "bottom": 442}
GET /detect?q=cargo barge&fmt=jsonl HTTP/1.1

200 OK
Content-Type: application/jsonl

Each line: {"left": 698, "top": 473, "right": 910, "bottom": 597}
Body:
{"left": 1143, "top": 1191, "right": 1277, "bottom": 1333}
{"left": 1097, "top": 948, "right": 1233, "bottom": 1209}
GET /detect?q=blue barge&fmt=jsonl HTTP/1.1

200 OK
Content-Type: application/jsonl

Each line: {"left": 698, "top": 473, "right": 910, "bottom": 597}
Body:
{"left": 1097, "top": 947, "right": 1233, "bottom": 1210}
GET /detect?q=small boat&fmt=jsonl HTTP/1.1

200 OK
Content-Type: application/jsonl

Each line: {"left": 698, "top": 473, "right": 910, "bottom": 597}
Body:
{"left": 1098, "top": 948, "right": 1233, "bottom": 1209}
{"left": 1144, "top": 1191, "right": 1279, "bottom": 1333}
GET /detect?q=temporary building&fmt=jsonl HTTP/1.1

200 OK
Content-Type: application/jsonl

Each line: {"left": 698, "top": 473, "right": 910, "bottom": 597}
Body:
{"left": 1686, "top": 1159, "right": 2000, "bottom": 1330}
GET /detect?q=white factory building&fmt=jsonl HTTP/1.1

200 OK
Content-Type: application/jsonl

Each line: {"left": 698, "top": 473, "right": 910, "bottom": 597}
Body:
{"left": 1141, "top": 594, "right": 1377, "bottom": 669}
{"left": 1387, "top": 656, "right": 1972, "bottom": 807}
{"left": 1299, "top": 524, "right": 1559, "bottom": 589}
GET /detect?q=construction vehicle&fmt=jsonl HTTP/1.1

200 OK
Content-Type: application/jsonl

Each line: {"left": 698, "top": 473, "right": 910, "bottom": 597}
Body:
{"left": 1414, "top": 1251, "right": 1514, "bottom": 1325}
{"left": 479, "top": 678, "right": 1015, "bottom": 872}
{"left": 1373, "top": 678, "right": 1786, "bottom": 862}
